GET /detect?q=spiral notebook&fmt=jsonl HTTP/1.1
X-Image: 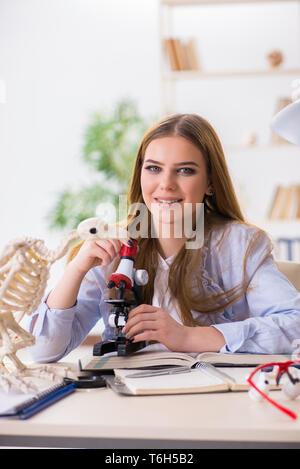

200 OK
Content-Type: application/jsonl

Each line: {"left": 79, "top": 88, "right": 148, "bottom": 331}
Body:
{"left": 0, "top": 380, "right": 76, "bottom": 419}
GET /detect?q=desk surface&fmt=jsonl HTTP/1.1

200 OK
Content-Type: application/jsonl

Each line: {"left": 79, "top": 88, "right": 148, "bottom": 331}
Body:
{"left": 1, "top": 348, "right": 300, "bottom": 449}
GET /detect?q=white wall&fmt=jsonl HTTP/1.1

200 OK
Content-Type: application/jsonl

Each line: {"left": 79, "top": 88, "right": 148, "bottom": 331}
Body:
{"left": 0, "top": 0, "right": 159, "bottom": 242}
{"left": 1, "top": 0, "right": 300, "bottom": 285}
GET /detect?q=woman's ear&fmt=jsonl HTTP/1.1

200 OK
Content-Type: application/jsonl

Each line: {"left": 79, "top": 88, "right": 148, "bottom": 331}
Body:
{"left": 205, "top": 185, "right": 215, "bottom": 196}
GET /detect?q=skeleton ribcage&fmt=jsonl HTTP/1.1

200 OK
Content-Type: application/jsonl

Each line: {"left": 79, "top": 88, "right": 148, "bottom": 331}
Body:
{"left": 0, "top": 247, "right": 49, "bottom": 317}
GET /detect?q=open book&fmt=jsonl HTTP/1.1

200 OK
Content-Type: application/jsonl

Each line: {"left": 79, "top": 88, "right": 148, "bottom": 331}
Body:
{"left": 105, "top": 365, "right": 280, "bottom": 396}
{"left": 79, "top": 349, "right": 290, "bottom": 372}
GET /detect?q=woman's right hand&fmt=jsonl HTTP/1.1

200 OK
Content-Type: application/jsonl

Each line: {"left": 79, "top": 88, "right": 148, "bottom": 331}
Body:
{"left": 46, "top": 237, "right": 129, "bottom": 311}
{"left": 69, "top": 238, "right": 124, "bottom": 276}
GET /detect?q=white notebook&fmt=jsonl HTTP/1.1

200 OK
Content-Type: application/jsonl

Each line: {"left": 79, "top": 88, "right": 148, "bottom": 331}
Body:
{"left": 105, "top": 365, "right": 264, "bottom": 396}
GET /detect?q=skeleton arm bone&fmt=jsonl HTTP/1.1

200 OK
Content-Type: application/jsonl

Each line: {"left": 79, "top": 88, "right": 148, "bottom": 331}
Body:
{"left": 29, "top": 230, "right": 78, "bottom": 263}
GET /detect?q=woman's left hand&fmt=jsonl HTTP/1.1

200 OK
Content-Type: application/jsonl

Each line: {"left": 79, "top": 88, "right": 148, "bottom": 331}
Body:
{"left": 122, "top": 304, "right": 190, "bottom": 352}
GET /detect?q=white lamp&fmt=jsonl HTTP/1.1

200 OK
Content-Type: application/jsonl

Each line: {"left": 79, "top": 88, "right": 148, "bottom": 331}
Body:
{"left": 271, "top": 98, "right": 300, "bottom": 146}
{"left": 0, "top": 79, "right": 6, "bottom": 104}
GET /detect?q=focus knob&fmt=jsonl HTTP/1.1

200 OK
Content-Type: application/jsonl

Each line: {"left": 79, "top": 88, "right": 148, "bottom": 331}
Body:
{"left": 134, "top": 269, "right": 149, "bottom": 286}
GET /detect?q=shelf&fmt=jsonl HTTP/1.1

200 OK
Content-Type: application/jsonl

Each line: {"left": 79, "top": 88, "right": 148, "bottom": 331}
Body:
{"left": 161, "top": 0, "right": 299, "bottom": 6}
{"left": 224, "top": 143, "right": 300, "bottom": 152}
{"left": 163, "top": 68, "right": 300, "bottom": 80}
{"left": 252, "top": 218, "right": 300, "bottom": 237}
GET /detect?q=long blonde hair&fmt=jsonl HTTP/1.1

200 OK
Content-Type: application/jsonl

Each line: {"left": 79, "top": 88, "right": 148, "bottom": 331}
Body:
{"left": 70, "top": 114, "right": 270, "bottom": 325}
{"left": 126, "top": 113, "right": 270, "bottom": 325}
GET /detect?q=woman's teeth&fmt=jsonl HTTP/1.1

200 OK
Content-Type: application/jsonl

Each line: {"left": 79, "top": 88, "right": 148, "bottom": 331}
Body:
{"left": 156, "top": 199, "right": 182, "bottom": 204}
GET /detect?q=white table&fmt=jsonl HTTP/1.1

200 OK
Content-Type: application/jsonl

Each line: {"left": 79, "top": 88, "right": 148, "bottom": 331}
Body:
{"left": 1, "top": 348, "right": 300, "bottom": 449}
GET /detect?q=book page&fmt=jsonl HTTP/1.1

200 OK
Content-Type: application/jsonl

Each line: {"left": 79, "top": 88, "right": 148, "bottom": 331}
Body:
{"left": 217, "top": 367, "right": 254, "bottom": 390}
{"left": 113, "top": 368, "right": 229, "bottom": 395}
{"left": 196, "top": 352, "right": 290, "bottom": 366}
{"left": 0, "top": 388, "right": 37, "bottom": 415}
{"left": 0, "top": 377, "right": 61, "bottom": 416}
{"left": 80, "top": 350, "right": 196, "bottom": 370}
{"left": 80, "top": 349, "right": 291, "bottom": 371}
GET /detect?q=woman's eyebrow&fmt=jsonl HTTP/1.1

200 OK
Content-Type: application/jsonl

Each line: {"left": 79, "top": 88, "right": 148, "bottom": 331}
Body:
{"left": 144, "top": 158, "right": 199, "bottom": 167}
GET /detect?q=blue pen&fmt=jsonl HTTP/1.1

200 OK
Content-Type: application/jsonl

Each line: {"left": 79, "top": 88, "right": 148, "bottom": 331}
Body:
{"left": 18, "top": 382, "right": 77, "bottom": 420}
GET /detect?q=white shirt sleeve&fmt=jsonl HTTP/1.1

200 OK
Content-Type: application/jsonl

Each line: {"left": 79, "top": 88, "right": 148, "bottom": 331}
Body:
{"left": 212, "top": 225, "right": 300, "bottom": 354}
{"left": 25, "top": 267, "right": 105, "bottom": 363}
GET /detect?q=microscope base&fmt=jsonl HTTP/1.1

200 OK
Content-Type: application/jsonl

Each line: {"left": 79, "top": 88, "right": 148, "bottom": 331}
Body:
{"left": 93, "top": 338, "right": 148, "bottom": 357}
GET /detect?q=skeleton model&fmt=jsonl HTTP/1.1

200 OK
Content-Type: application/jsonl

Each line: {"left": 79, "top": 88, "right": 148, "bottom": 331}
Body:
{"left": 0, "top": 217, "right": 129, "bottom": 393}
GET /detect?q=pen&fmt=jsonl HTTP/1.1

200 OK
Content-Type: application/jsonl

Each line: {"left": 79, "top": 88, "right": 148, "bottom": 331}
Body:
{"left": 18, "top": 382, "right": 77, "bottom": 420}
{"left": 194, "top": 362, "right": 236, "bottom": 384}
{"left": 125, "top": 366, "right": 192, "bottom": 378}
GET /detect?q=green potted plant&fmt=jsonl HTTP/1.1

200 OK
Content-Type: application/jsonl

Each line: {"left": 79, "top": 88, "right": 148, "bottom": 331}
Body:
{"left": 47, "top": 100, "right": 149, "bottom": 230}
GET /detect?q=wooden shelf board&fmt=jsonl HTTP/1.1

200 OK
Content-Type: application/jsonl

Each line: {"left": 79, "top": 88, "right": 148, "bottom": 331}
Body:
{"left": 163, "top": 68, "right": 300, "bottom": 79}
{"left": 161, "top": 0, "right": 299, "bottom": 6}
{"left": 225, "top": 143, "right": 300, "bottom": 152}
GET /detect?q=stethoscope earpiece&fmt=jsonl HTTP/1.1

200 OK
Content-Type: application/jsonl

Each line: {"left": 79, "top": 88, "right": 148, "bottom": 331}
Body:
{"left": 248, "top": 372, "right": 270, "bottom": 402}
{"left": 282, "top": 379, "right": 300, "bottom": 400}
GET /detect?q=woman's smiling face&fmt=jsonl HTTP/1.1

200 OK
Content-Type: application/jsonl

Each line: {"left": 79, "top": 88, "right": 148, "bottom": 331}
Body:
{"left": 140, "top": 135, "right": 211, "bottom": 230}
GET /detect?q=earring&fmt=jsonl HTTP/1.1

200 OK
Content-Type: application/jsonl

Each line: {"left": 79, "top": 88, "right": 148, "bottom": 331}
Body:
{"left": 206, "top": 187, "right": 214, "bottom": 196}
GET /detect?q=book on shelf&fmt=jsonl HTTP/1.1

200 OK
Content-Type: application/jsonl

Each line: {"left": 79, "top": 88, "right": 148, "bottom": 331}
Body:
{"left": 268, "top": 185, "right": 284, "bottom": 219}
{"left": 185, "top": 38, "right": 201, "bottom": 71}
{"left": 105, "top": 364, "right": 280, "bottom": 396}
{"left": 271, "top": 97, "right": 293, "bottom": 145}
{"left": 164, "top": 38, "right": 180, "bottom": 71}
{"left": 268, "top": 184, "right": 300, "bottom": 220}
{"left": 296, "top": 186, "right": 300, "bottom": 219}
{"left": 164, "top": 37, "right": 200, "bottom": 71}
{"left": 79, "top": 350, "right": 289, "bottom": 372}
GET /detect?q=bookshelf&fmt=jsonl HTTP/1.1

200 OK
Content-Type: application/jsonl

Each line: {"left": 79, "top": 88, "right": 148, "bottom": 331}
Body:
{"left": 254, "top": 219, "right": 300, "bottom": 261}
{"left": 159, "top": 0, "right": 300, "bottom": 260}
{"left": 159, "top": 0, "right": 300, "bottom": 113}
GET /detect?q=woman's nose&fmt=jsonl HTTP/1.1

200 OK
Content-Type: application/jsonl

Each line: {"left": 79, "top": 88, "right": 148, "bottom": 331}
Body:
{"left": 159, "top": 171, "right": 177, "bottom": 191}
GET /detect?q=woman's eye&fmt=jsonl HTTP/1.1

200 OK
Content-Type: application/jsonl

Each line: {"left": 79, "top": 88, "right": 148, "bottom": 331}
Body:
{"left": 144, "top": 165, "right": 195, "bottom": 175}
{"left": 178, "top": 167, "right": 195, "bottom": 175}
{"left": 145, "top": 165, "right": 161, "bottom": 172}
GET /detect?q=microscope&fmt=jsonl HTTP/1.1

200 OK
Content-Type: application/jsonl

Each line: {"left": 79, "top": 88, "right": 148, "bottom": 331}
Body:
{"left": 93, "top": 239, "right": 149, "bottom": 357}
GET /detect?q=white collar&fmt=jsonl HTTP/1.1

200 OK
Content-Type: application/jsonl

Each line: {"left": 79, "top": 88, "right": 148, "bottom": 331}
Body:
{"left": 157, "top": 252, "right": 176, "bottom": 270}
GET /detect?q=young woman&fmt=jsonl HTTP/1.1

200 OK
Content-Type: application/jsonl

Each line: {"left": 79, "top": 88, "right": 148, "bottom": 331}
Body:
{"left": 26, "top": 113, "right": 300, "bottom": 363}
